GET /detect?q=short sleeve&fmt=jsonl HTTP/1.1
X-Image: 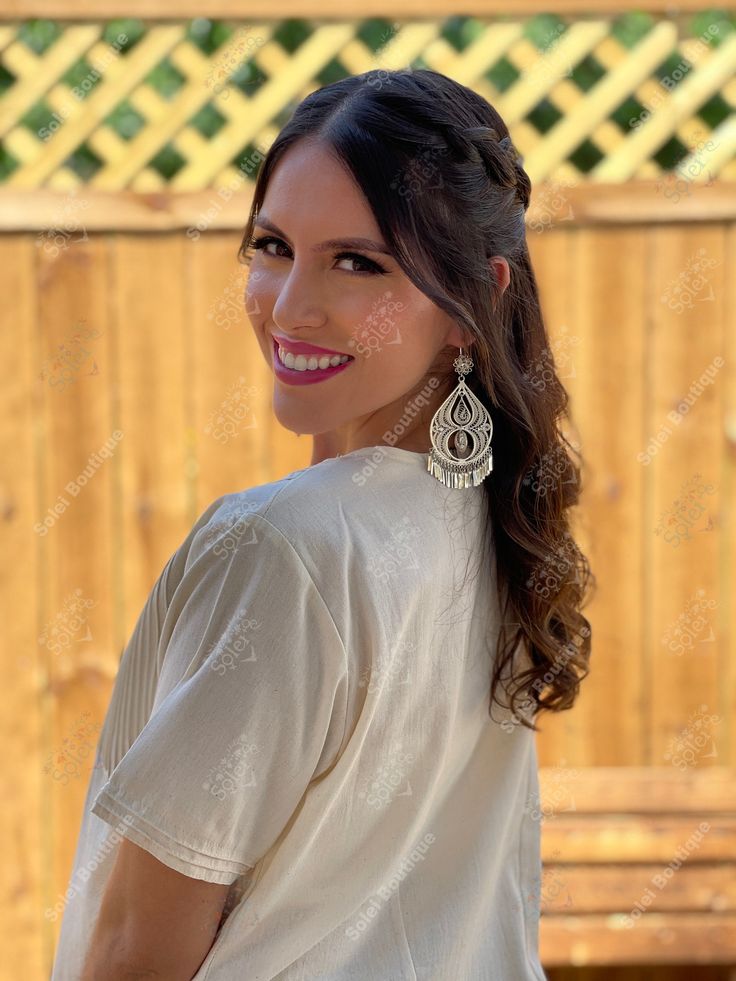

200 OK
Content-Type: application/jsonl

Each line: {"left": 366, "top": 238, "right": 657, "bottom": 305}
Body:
{"left": 95, "top": 493, "right": 231, "bottom": 778}
{"left": 90, "top": 506, "right": 349, "bottom": 885}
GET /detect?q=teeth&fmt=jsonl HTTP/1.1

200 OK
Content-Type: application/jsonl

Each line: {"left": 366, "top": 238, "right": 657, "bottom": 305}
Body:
{"left": 277, "top": 345, "right": 351, "bottom": 371}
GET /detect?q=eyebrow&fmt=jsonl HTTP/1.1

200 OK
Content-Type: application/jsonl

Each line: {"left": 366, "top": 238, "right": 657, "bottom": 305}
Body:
{"left": 253, "top": 216, "right": 393, "bottom": 256}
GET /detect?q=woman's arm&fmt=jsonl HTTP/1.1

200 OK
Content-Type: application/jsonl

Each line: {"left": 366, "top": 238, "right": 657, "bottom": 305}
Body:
{"left": 80, "top": 838, "right": 231, "bottom": 980}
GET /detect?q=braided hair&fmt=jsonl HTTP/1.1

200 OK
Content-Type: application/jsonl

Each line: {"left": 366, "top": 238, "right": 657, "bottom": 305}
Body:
{"left": 464, "top": 128, "right": 531, "bottom": 211}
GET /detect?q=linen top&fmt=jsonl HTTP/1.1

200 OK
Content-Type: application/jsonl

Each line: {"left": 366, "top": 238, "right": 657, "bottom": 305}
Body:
{"left": 50, "top": 444, "right": 547, "bottom": 981}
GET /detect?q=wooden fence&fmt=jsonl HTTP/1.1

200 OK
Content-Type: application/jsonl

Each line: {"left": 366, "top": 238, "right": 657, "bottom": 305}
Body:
{"left": 0, "top": 3, "right": 735, "bottom": 978}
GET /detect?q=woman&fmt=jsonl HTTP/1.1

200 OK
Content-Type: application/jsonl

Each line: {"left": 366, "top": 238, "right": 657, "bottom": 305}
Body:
{"left": 52, "top": 67, "right": 592, "bottom": 980}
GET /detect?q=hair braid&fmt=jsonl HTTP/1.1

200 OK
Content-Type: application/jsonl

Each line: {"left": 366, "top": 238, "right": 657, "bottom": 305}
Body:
{"left": 463, "top": 126, "right": 531, "bottom": 211}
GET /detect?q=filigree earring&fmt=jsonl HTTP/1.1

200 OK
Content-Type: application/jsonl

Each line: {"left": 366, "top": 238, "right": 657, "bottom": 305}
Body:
{"left": 427, "top": 347, "right": 493, "bottom": 489}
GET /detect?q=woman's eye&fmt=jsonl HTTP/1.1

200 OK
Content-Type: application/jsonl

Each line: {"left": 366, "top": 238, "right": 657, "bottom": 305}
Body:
{"left": 334, "top": 254, "right": 383, "bottom": 274}
{"left": 247, "top": 235, "right": 387, "bottom": 275}
{"left": 249, "top": 235, "right": 288, "bottom": 258}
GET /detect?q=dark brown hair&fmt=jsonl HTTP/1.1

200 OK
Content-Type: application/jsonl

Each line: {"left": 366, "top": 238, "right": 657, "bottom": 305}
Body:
{"left": 236, "top": 67, "right": 595, "bottom": 731}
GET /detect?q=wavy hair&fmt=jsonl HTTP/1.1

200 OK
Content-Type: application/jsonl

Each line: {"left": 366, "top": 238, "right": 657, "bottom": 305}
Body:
{"left": 236, "top": 68, "right": 595, "bottom": 731}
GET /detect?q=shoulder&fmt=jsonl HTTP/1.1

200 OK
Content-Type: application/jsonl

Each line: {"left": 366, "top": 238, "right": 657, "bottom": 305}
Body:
{"left": 158, "top": 470, "right": 354, "bottom": 681}
{"left": 187, "top": 450, "right": 452, "bottom": 596}
{"left": 192, "top": 456, "right": 380, "bottom": 565}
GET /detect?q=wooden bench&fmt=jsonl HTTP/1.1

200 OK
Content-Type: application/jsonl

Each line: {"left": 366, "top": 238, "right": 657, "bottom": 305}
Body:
{"left": 536, "top": 767, "right": 736, "bottom": 969}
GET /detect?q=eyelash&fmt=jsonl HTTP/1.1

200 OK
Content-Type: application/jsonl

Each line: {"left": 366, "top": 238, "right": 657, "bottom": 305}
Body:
{"left": 246, "top": 235, "right": 388, "bottom": 276}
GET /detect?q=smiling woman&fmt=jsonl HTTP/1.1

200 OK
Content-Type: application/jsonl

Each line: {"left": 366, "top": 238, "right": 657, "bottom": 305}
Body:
{"left": 51, "top": 67, "right": 593, "bottom": 981}
{"left": 237, "top": 67, "right": 591, "bottom": 727}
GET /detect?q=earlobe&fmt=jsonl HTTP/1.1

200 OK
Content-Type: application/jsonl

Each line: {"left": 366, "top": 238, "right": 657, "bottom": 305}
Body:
{"left": 446, "top": 324, "right": 475, "bottom": 350}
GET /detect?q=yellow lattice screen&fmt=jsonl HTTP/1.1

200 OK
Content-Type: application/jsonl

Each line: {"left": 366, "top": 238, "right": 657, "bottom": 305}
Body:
{"left": 0, "top": 9, "right": 734, "bottom": 196}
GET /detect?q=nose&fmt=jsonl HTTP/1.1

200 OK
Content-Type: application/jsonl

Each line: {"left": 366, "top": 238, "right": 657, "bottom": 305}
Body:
{"left": 270, "top": 261, "right": 327, "bottom": 333}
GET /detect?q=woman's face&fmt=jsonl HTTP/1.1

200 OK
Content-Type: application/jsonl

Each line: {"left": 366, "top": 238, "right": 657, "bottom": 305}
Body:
{"left": 244, "top": 139, "right": 471, "bottom": 453}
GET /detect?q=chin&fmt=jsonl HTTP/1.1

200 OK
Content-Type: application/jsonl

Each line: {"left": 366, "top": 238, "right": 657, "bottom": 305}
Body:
{"left": 271, "top": 399, "right": 320, "bottom": 437}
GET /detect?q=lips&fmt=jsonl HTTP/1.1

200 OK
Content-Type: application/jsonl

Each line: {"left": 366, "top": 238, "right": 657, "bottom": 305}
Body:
{"left": 271, "top": 335, "right": 354, "bottom": 386}
{"left": 271, "top": 333, "right": 354, "bottom": 360}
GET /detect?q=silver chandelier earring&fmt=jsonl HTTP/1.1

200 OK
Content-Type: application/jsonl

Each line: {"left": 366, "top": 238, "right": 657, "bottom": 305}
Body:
{"left": 427, "top": 347, "right": 493, "bottom": 489}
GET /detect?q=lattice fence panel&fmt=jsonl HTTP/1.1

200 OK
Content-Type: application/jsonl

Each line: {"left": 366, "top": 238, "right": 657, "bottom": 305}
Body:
{"left": 0, "top": 13, "right": 733, "bottom": 191}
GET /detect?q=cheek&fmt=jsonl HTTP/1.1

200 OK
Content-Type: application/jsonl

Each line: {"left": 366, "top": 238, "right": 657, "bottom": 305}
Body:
{"left": 243, "top": 272, "right": 269, "bottom": 319}
{"left": 350, "top": 341, "right": 429, "bottom": 407}
{"left": 350, "top": 296, "right": 421, "bottom": 362}
{"left": 359, "top": 311, "right": 442, "bottom": 375}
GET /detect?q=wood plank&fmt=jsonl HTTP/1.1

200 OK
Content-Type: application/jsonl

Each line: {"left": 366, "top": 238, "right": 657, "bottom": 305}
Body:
{"left": 567, "top": 225, "right": 647, "bottom": 765}
{"left": 724, "top": 222, "right": 736, "bottom": 768}
{"left": 648, "top": 225, "right": 726, "bottom": 765}
{"left": 524, "top": 226, "right": 580, "bottom": 767}
{"left": 538, "top": 863, "right": 736, "bottom": 913}
{"left": 538, "top": 766, "right": 736, "bottom": 811}
{"left": 0, "top": 236, "right": 45, "bottom": 977}
{"left": 541, "top": 815, "right": 736, "bottom": 862}
{"left": 113, "top": 234, "right": 194, "bottom": 648}
{"left": 2, "top": 0, "right": 727, "bottom": 16}
{"left": 35, "top": 232, "right": 118, "bottom": 968}
{"left": 0, "top": 183, "right": 734, "bottom": 232}
{"left": 540, "top": 913, "right": 736, "bottom": 965}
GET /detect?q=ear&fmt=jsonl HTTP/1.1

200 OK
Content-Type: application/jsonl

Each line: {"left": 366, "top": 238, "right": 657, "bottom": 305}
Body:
{"left": 489, "top": 255, "right": 510, "bottom": 293}
{"left": 445, "top": 256, "right": 511, "bottom": 349}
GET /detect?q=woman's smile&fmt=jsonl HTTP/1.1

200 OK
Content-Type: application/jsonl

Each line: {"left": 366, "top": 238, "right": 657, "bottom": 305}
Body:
{"left": 271, "top": 335, "right": 355, "bottom": 386}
